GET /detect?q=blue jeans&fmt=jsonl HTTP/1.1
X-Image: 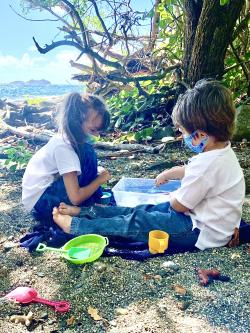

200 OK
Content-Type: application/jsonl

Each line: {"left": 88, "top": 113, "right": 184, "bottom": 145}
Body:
{"left": 71, "top": 202, "right": 200, "bottom": 251}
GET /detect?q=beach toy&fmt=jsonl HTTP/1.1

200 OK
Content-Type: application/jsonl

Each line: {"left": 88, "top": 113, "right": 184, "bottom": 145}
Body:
{"left": 62, "top": 234, "right": 109, "bottom": 264}
{"left": 5, "top": 287, "right": 70, "bottom": 313}
{"left": 195, "top": 268, "right": 230, "bottom": 286}
{"left": 148, "top": 230, "right": 169, "bottom": 254}
{"left": 36, "top": 243, "right": 91, "bottom": 260}
{"left": 100, "top": 192, "right": 112, "bottom": 205}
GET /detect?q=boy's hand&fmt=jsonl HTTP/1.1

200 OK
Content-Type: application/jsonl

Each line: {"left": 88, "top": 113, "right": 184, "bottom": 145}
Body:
{"left": 97, "top": 169, "right": 111, "bottom": 184}
{"left": 155, "top": 166, "right": 185, "bottom": 186}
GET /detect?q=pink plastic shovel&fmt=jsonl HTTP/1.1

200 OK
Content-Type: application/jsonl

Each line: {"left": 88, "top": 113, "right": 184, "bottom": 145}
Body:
{"left": 5, "top": 287, "right": 70, "bottom": 313}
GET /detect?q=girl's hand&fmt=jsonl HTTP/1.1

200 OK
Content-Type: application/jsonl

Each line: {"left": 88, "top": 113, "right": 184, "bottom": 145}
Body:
{"left": 155, "top": 171, "right": 169, "bottom": 186}
{"left": 97, "top": 169, "right": 111, "bottom": 184}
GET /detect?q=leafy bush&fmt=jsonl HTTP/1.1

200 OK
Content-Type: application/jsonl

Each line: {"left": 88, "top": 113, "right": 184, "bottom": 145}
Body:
{"left": 24, "top": 96, "right": 46, "bottom": 106}
{"left": 3, "top": 141, "right": 33, "bottom": 171}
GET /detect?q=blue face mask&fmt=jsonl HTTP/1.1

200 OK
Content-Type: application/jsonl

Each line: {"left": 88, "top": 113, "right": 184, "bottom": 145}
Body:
{"left": 183, "top": 131, "right": 208, "bottom": 153}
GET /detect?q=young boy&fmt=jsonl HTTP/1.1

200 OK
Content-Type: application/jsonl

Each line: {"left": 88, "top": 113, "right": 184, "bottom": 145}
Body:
{"left": 53, "top": 80, "right": 245, "bottom": 251}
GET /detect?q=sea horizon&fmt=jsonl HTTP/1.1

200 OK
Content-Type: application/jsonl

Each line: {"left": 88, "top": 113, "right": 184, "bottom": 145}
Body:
{"left": 0, "top": 83, "right": 84, "bottom": 100}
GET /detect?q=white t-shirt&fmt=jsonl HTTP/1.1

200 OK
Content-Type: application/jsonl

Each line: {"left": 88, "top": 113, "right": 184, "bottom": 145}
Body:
{"left": 174, "top": 143, "right": 245, "bottom": 250}
{"left": 22, "top": 134, "right": 81, "bottom": 211}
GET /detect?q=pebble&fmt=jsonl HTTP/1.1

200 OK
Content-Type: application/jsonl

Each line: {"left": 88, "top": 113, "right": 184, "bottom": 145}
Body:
{"left": 115, "top": 308, "right": 128, "bottom": 315}
{"left": 0, "top": 266, "right": 8, "bottom": 277}
{"left": 75, "top": 283, "right": 83, "bottom": 289}
{"left": 109, "top": 320, "right": 117, "bottom": 327}
{"left": 20, "top": 228, "right": 28, "bottom": 234}
{"left": 158, "top": 269, "right": 174, "bottom": 277}
{"left": 231, "top": 253, "right": 241, "bottom": 259}
{"left": 157, "top": 304, "right": 167, "bottom": 312}
{"left": 177, "top": 301, "right": 190, "bottom": 311}
{"left": 36, "top": 272, "right": 45, "bottom": 278}
{"left": 40, "top": 312, "right": 48, "bottom": 319}
{"left": 161, "top": 261, "right": 180, "bottom": 272}
{"left": 93, "top": 262, "right": 107, "bottom": 273}
{"left": 15, "top": 260, "right": 24, "bottom": 267}
{"left": 8, "top": 235, "right": 14, "bottom": 241}
{"left": 3, "top": 242, "right": 16, "bottom": 251}
{"left": 0, "top": 237, "right": 7, "bottom": 244}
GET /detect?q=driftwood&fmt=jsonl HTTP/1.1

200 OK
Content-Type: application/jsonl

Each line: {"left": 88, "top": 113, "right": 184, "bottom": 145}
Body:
{"left": 98, "top": 149, "right": 141, "bottom": 159}
{"left": 0, "top": 99, "right": 7, "bottom": 109}
{"left": 0, "top": 119, "right": 52, "bottom": 143}
{"left": 0, "top": 119, "right": 166, "bottom": 154}
{"left": 95, "top": 141, "right": 165, "bottom": 154}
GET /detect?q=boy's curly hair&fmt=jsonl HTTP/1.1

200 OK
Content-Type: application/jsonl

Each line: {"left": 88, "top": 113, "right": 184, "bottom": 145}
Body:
{"left": 172, "top": 80, "right": 236, "bottom": 141}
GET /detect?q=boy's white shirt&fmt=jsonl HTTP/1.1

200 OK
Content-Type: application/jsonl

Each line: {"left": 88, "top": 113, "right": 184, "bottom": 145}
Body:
{"left": 174, "top": 142, "right": 245, "bottom": 250}
{"left": 22, "top": 134, "right": 81, "bottom": 211}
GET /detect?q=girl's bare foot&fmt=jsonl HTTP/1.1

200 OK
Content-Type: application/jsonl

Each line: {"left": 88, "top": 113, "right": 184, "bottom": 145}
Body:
{"left": 58, "top": 202, "right": 81, "bottom": 216}
{"left": 53, "top": 207, "right": 72, "bottom": 233}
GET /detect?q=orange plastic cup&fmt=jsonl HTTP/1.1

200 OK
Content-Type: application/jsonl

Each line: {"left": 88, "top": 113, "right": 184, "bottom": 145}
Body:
{"left": 148, "top": 230, "right": 169, "bottom": 254}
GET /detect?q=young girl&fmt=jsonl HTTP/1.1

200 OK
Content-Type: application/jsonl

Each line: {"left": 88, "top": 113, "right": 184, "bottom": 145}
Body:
{"left": 52, "top": 81, "right": 245, "bottom": 252}
{"left": 22, "top": 93, "right": 111, "bottom": 221}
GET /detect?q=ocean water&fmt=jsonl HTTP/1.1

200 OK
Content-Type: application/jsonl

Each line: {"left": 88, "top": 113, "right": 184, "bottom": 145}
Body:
{"left": 0, "top": 84, "right": 84, "bottom": 100}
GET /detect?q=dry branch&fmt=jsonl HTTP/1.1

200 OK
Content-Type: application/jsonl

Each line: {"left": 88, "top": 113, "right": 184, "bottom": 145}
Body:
{"left": 0, "top": 119, "right": 166, "bottom": 154}
{"left": 0, "top": 119, "right": 52, "bottom": 144}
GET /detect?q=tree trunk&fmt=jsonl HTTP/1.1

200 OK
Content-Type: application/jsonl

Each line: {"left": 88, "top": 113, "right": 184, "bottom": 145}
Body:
{"left": 184, "top": 0, "right": 245, "bottom": 85}
{"left": 183, "top": 0, "right": 203, "bottom": 81}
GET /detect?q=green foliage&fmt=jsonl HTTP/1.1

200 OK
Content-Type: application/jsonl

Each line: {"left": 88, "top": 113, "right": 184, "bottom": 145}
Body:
{"left": 107, "top": 87, "right": 142, "bottom": 129}
{"left": 24, "top": 96, "right": 45, "bottom": 106}
{"left": 106, "top": 76, "right": 178, "bottom": 142}
{"left": 220, "top": 0, "right": 230, "bottom": 6}
{"left": 223, "top": 64, "right": 248, "bottom": 102}
{"left": 3, "top": 141, "right": 33, "bottom": 171}
{"left": 156, "top": 0, "right": 184, "bottom": 61}
{"left": 222, "top": 13, "right": 249, "bottom": 102}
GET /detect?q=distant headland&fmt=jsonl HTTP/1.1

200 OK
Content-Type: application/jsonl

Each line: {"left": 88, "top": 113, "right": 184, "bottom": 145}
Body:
{"left": 8, "top": 79, "right": 51, "bottom": 86}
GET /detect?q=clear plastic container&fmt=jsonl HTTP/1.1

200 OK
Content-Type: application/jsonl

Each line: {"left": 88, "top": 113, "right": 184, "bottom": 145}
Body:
{"left": 112, "top": 177, "right": 181, "bottom": 207}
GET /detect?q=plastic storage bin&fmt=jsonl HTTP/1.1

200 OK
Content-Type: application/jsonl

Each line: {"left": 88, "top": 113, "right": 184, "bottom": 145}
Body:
{"left": 112, "top": 177, "right": 181, "bottom": 207}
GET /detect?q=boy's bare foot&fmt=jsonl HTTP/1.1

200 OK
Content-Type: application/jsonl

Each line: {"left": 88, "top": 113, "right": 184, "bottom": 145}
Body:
{"left": 58, "top": 202, "right": 81, "bottom": 216}
{"left": 53, "top": 207, "right": 72, "bottom": 233}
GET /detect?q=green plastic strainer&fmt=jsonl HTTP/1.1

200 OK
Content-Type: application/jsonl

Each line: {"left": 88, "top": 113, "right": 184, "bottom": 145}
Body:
{"left": 62, "top": 234, "right": 109, "bottom": 264}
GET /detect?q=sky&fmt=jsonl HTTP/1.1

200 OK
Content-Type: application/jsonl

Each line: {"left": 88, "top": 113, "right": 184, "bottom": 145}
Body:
{"left": 0, "top": 0, "right": 152, "bottom": 85}
{"left": 0, "top": 0, "right": 84, "bottom": 84}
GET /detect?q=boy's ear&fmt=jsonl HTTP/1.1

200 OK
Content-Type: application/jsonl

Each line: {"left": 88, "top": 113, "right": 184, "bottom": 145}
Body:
{"left": 197, "top": 130, "right": 207, "bottom": 138}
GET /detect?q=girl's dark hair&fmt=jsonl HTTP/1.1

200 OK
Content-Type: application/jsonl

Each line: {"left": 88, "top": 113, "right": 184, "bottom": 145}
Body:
{"left": 172, "top": 80, "right": 236, "bottom": 141}
{"left": 57, "top": 93, "right": 110, "bottom": 156}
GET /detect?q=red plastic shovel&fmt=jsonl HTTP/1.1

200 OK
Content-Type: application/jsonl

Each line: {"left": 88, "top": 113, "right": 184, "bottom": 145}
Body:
{"left": 5, "top": 287, "right": 70, "bottom": 313}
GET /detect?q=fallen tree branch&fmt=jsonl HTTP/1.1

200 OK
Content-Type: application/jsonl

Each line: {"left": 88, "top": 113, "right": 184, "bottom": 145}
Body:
{"left": 0, "top": 119, "right": 52, "bottom": 144}
{"left": 94, "top": 141, "right": 165, "bottom": 153}
{"left": 106, "top": 64, "right": 181, "bottom": 83}
{"left": 98, "top": 149, "right": 141, "bottom": 159}
{"left": 0, "top": 119, "right": 166, "bottom": 154}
